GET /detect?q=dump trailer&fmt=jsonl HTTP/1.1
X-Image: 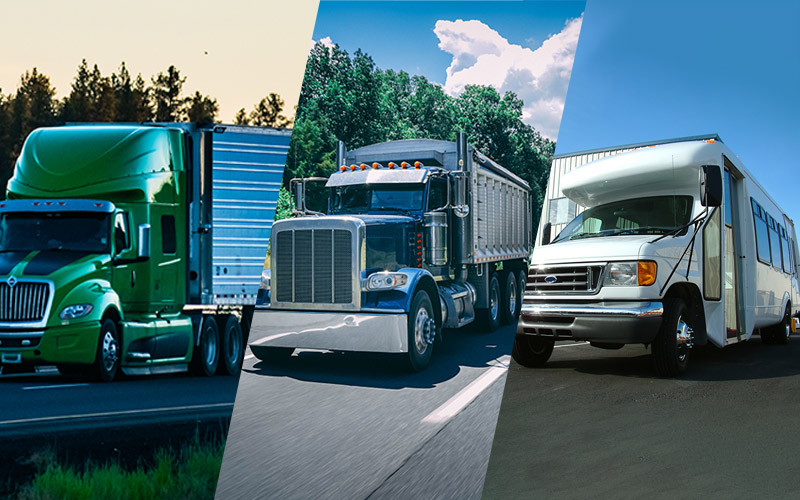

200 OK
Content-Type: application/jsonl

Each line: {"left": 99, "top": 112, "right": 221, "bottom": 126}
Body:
{"left": 252, "top": 133, "right": 532, "bottom": 370}
{"left": 0, "top": 123, "right": 289, "bottom": 381}
{"left": 517, "top": 136, "right": 800, "bottom": 376}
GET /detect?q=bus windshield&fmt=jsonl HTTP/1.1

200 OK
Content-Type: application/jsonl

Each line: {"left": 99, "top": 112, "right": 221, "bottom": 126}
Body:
{"left": 552, "top": 196, "right": 694, "bottom": 243}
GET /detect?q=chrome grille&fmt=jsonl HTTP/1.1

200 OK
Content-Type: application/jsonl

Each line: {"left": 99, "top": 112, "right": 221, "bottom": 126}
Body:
{"left": 0, "top": 281, "right": 51, "bottom": 322}
{"left": 274, "top": 228, "right": 353, "bottom": 305}
{"left": 526, "top": 265, "right": 603, "bottom": 294}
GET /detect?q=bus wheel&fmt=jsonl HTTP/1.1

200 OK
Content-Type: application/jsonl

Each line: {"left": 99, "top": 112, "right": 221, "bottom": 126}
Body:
{"left": 652, "top": 299, "right": 693, "bottom": 377}
{"left": 219, "top": 315, "right": 244, "bottom": 375}
{"left": 406, "top": 290, "right": 435, "bottom": 372}
{"left": 93, "top": 318, "right": 120, "bottom": 382}
{"left": 190, "top": 316, "right": 219, "bottom": 377}
{"left": 512, "top": 335, "right": 554, "bottom": 367}
{"left": 773, "top": 306, "right": 791, "bottom": 346}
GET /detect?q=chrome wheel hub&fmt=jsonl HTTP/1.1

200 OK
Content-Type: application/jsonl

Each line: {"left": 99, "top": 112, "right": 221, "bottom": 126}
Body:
{"left": 676, "top": 314, "right": 694, "bottom": 362}
{"left": 414, "top": 308, "right": 435, "bottom": 354}
{"left": 490, "top": 287, "right": 499, "bottom": 321}
{"left": 508, "top": 279, "right": 517, "bottom": 316}
{"left": 101, "top": 330, "right": 118, "bottom": 372}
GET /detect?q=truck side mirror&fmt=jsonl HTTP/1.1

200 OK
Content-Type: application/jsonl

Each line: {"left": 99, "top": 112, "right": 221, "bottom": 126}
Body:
{"left": 451, "top": 172, "right": 469, "bottom": 218}
{"left": 137, "top": 224, "right": 151, "bottom": 259}
{"left": 292, "top": 178, "right": 305, "bottom": 213}
{"left": 541, "top": 222, "right": 552, "bottom": 245}
{"left": 700, "top": 165, "right": 723, "bottom": 207}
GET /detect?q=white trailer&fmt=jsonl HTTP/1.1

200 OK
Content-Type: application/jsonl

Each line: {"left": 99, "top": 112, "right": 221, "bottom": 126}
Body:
{"left": 517, "top": 136, "right": 800, "bottom": 376}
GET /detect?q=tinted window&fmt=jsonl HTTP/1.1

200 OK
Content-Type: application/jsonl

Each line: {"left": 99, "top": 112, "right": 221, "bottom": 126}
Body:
{"left": 162, "top": 215, "right": 176, "bottom": 254}
{"left": 752, "top": 199, "right": 771, "bottom": 264}
{"left": 114, "top": 212, "right": 130, "bottom": 254}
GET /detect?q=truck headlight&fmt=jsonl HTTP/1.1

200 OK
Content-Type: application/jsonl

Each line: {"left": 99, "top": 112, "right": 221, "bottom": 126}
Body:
{"left": 59, "top": 304, "right": 94, "bottom": 320}
{"left": 366, "top": 272, "right": 409, "bottom": 291}
{"left": 606, "top": 261, "right": 657, "bottom": 286}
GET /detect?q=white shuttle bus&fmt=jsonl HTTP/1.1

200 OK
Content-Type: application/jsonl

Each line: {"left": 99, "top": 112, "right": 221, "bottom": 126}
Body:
{"left": 516, "top": 136, "right": 800, "bottom": 376}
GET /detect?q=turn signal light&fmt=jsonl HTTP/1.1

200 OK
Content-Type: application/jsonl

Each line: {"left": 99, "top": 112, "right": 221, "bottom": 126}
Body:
{"left": 638, "top": 261, "right": 657, "bottom": 286}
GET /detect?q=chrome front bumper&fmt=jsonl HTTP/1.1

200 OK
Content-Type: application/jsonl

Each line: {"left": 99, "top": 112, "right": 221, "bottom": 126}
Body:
{"left": 249, "top": 310, "right": 409, "bottom": 353}
{"left": 517, "top": 301, "right": 664, "bottom": 344}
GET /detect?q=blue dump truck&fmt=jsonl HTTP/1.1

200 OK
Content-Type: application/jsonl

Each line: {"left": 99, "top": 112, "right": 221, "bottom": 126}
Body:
{"left": 251, "top": 133, "right": 533, "bottom": 370}
{"left": 0, "top": 123, "right": 288, "bottom": 380}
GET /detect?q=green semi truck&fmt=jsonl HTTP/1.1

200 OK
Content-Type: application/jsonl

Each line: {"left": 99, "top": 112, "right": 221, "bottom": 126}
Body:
{"left": 0, "top": 123, "right": 289, "bottom": 381}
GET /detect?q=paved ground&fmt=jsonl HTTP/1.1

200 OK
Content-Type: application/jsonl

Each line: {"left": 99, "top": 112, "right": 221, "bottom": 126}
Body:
{"left": 214, "top": 312, "right": 516, "bottom": 500}
{"left": 481, "top": 336, "right": 800, "bottom": 500}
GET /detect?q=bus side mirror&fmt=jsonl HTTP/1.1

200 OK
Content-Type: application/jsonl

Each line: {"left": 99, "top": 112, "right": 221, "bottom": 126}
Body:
{"left": 137, "top": 224, "right": 151, "bottom": 259}
{"left": 541, "top": 222, "right": 552, "bottom": 245}
{"left": 700, "top": 165, "right": 723, "bottom": 207}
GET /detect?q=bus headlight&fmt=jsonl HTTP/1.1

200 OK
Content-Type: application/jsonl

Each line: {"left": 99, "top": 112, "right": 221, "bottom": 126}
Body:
{"left": 606, "top": 261, "right": 657, "bottom": 286}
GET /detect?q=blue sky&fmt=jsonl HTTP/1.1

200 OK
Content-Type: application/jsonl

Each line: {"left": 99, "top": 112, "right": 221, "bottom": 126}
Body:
{"left": 313, "top": 1, "right": 586, "bottom": 139}
{"left": 557, "top": 0, "right": 800, "bottom": 219}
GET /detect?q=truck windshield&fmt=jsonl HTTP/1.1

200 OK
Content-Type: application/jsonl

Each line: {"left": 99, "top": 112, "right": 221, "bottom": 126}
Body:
{"left": 330, "top": 184, "right": 424, "bottom": 215}
{"left": 0, "top": 212, "right": 111, "bottom": 253}
{"left": 552, "top": 196, "right": 694, "bottom": 243}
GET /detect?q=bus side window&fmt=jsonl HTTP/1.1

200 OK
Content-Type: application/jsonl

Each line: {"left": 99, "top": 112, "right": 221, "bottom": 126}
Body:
{"left": 752, "top": 199, "right": 771, "bottom": 265}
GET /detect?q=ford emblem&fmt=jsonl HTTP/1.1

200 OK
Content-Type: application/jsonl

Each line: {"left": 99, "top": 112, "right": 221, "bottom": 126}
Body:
{"left": 544, "top": 275, "right": 558, "bottom": 283}
{"left": 6, "top": 275, "right": 17, "bottom": 288}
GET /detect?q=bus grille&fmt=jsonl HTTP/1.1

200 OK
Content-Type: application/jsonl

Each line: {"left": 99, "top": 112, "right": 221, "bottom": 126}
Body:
{"left": 0, "top": 281, "right": 51, "bottom": 322}
{"left": 526, "top": 265, "right": 603, "bottom": 294}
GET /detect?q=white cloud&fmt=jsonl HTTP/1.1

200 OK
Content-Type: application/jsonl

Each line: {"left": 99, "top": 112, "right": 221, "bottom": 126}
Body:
{"left": 310, "top": 36, "right": 335, "bottom": 52}
{"left": 434, "top": 16, "right": 583, "bottom": 140}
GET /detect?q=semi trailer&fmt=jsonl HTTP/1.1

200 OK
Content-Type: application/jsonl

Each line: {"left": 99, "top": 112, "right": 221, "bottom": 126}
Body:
{"left": 251, "top": 133, "right": 533, "bottom": 371}
{"left": 517, "top": 136, "right": 800, "bottom": 376}
{"left": 0, "top": 123, "right": 289, "bottom": 381}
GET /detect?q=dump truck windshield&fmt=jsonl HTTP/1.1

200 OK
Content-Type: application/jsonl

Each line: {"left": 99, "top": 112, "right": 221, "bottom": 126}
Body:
{"left": 0, "top": 212, "right": 111, "bottom": 253}
{"left": 553, "top": 196, "right": 694, "bottom": 243}
{"left": 331, "top": 184, "right": 424, "bottom": 214}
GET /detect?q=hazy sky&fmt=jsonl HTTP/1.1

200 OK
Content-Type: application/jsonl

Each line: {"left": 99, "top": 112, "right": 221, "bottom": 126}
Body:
{"left": 312, "top": 1, "right": 585, "bottom": 140}
{"left": 557, "top": 0, "right": 800, "bottom": 219}
{"left": 0, "top": 0, "right": 319, "bottom": 121}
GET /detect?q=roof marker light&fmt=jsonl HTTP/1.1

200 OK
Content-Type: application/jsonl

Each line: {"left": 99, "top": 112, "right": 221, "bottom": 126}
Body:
{"left": 414, "top": 161, "right": 422, "bottom": 169}
{"left": 360, "top": 163, "right": 367, "bottom": 170}
{"left": 341, "top": 166, "right": 347, "bottom": 172}
{"left": 350, "top": 164, "right": 357, "bottom": 171}
{"left": 401, "top": 162, "right": 409, "bottom": 170}
{"left": 388, "top": 162, "right": 396, "bottom": 170}
{"left": 372, "top": 162, "right": 382, "bottom": 169}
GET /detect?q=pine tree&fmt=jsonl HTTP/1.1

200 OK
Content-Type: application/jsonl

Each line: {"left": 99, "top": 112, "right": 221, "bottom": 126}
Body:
{"left": 151, "top": 65, "right": 186, "bottom": 122}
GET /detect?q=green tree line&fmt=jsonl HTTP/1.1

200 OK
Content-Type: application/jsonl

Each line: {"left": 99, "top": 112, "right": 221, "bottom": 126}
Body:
{"left": 0, "top": 60, "right": 291, "bottom": 191}
{"left": 281, "top": 41, "right": 555, "bottom": 226}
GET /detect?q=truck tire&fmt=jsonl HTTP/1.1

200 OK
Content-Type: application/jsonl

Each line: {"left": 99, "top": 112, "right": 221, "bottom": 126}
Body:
{"left": 250, "top": 345, "right": 294, "bottom": 362}
{"left": 240, "top": 305, "right": 255, "bottom": 345}
{"left": 517, "top": 269, "right": 528, "bottom": 302}
{"left": 92, "top": 318, "right": 120, "bottom": 382}
{"left": 512, "top": 335, "right": 554, "bottom": 367}
{"left": 219, "top": 315, "right": 244, "bottom": 375}
{"left": 501, "top": 270, "right": 522, "bottom": 325}
{"left": 478, "top": 274, "right": 502, "bottom": 332}
{"left": 406, "top": 290, "right": 435, "bottom": 372}
{"left": 772, "top": 306, "right": 791, "bottom": 346}
{"left": 190, "top": 316, "right": 220, "bottom": 377}
{"left": 652, "top": 298, "right": 693, "bottom": 377}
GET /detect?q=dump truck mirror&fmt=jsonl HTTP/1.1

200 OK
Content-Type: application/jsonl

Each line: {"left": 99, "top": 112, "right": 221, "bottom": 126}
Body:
{"left": 451, "top": 172, "right": 469, "bottom": 218}
{"left": 700, "top": 165, "right": 723, "bottom": 207}
{"left": 292, "top": 179, "right": 306, "bottom": 213}
{"left": 137, "top": 224, "right": 151, "bottom": 259}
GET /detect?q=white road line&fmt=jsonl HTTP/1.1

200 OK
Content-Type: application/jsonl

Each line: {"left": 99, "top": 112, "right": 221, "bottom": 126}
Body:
{"left": 554, "top": 342, "right": 590, "bottom": 348}
{"left": 0, "top": 402, "right": 234, "bottom": 427}
{"left": 422, "top": 355, "right": 510, "bottom": 425}
{"left": 23, "top": 383, "right": 90, "bottom": 391}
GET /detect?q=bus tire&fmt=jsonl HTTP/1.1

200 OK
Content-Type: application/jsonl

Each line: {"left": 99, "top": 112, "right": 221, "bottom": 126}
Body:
{"left": 773, "top": 306, "right": 791, "bottom": 346}
{"left": 652, "top": 298, "right": 692, "bottom": 377}
{"left": 512, "top": 335, "right": 554, "bottom": 368}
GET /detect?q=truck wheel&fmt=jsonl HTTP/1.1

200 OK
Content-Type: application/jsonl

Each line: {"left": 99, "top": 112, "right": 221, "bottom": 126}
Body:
{"left": 92, "top": 318, "right": 120, "bottom": 382}
{"left": 219, "top": 315, "right": 244, "bottom": 375}
{"left": 652, "top": 298, "right": 693, "bottom": 377}
{"left": 501, "top": 271, "right": 522, "bottom": 325}
{"left": 478, "top": 274, "right": 502, "bottom": 332}
{"left": 406, "top": 290, "right": 435, "bottom": 372}
{"left": 512, "top": 335, "right": 554, "bottom": 367}
{"left": 240, "top": 305, "right": 255, "bottom": 345}
{"left": 250, "top": 345, "right": 294, "bottom": 362}
{"left": 190, "top": 316, "right": 219, "bottom": 377}
{"left": 773, "top": 306, "right": 791, "bottom": 346}
{"left": 517, "top": 269, "right": 528, "bottom": 303}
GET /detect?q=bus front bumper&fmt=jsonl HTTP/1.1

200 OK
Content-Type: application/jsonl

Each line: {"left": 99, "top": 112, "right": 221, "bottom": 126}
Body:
{"left": 517, "top": 301, "right": 663, "bottom": 344}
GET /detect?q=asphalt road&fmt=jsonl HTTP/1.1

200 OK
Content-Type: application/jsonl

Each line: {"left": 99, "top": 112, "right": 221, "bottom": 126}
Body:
{"left": 481, "top": 336, "right": 800, "bottom": 500}
{"left": 213, "top": 312, "right": 516, "bottom": 500}
{"left": 0, "top": 367, "right": 239, "bottom": 437}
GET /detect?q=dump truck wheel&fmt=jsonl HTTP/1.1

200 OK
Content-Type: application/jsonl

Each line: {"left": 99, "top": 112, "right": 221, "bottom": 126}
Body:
{"left": 250, "top": 345, "right": 294, "bottom": 362}
{"left": 190, "top": 316, "right": 219, "bottom": 377}
{"left": 479, "top": 274, "right": 502, "bottom": 332}
{"left": 652, "top": 299, "right": 693, "bottom": 377}
{"left": 501, "top": 271, "right": 521, "bottom": 325}
{"left": 219, "top": 315, "right": 244, "bottom": 375}
{"left": 92, "top": 318, "right": 120, "bottom": 382}
{"left": 773, "top": 306, "right": 791, "bottom": 346}
{"left": 406, "top": 290, "right": 435, "bottom": 372}
{"left": 512, "top": 335, "right": 554, "bottom": 368}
